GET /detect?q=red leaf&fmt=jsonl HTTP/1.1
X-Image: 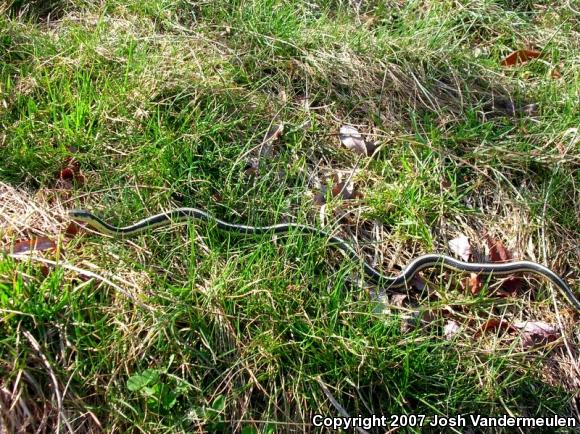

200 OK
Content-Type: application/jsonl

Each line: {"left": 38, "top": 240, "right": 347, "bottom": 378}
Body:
{"left": 474, "top": 318, "right": 517, "bottom": 337}
{"left": 59, "top": 167, "right": 75, "bottom": 180}
{"left": 485, "top": 235, "right": 523, "bottom": 293}
{"left": 461, "top": 272, "right": 482, "bottom": 294}
{"left": 468, "top": 273, "right": 482, "bottom": 295}
{"left": 12, "top": 237, "right": 57, "bottom": 254}
{"left": 56, "top": 158, "right": 85, "bottom": 187}
{"left": 485, "top": 235, "right": 511, "bottom": 262}
{"left": 65, "top": 222, "right": 81, "bottom": 237}
{"left": 500, "top": 49, "right": 541, "bottom": 67}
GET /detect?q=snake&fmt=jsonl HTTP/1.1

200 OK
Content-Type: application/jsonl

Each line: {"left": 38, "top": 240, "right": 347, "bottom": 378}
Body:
{"left": 69, "top": 208, "right": 580, "bottom": 312}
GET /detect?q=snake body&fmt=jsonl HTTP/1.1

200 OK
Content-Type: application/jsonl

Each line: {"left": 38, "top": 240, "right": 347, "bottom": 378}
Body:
{"left": 69, "top": 208, "right": 580, "bottom": 312}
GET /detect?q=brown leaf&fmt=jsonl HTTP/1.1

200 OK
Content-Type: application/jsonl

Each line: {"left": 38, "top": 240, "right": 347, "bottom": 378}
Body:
{"left": 314, "top": 175, "right": 363, "bottom": 205}
{"left": 243, "top": 123, "right": 285, "bottom": 177}
{"left": 514, "top": 321, "right": 559, "bottom": 348}
{"left": 485, "top": 235, "right": 523, "bottom": 293}
{"left": 339, "top": 125, "right": 368, "bottom": 155}
{"left": 399, "top": 309, "right": 438, "bottom": 334}
{"left": 514, "top": 321, "right": 557, "bottom": 335}
{"left": 486, "top": 236, "right": 511, "bottom": 262}
{"left": 39, "top": 264, "right": 52, "bottom": 276}
{"left": 439, "top": 179, "right": 452, "bottom": 190}
{"left": 56, "top": 157, "right": 85, "bottom": 187}
{"left": 11, "top": 237, "right": 57, "bottom": 254}
{"left": 244, "top": 158, "right": 259, "bottom": 176}
{"left": 495, "top": 278, "right": 522, "bottom": 297}
{"left": 411, "top": 274, "right": 427, "bottom": 291}
{"left": 65, "top": 221, "right": 81, "bottom": 237}
{"left": 331, "top": 181, "right": 361, "bottom": 200}
{"left": 500, "top": 49, "right": 541, "bottom": 67}
{"left": 264, "top": 123, "right": 284, "bottom": 143}
{"left": 467, "top": 273, "right": 482, "bottom": 295}
{"left": 313, "top": 191, "right": 326, "bottom": 205}
{"left": 449, "top": 235, "right": 472, "bottom": 261}
{"left": 474, "top": 318, "right": 517, "bottom": 337}
{"left": 390, "top": 293, "right": 407, "bottom": 307}
{"left": 59, "top": 167, "right": 75, "bottom": 181}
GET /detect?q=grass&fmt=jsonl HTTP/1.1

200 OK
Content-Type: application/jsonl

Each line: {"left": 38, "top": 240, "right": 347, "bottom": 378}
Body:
{"left": 1, "top": 0, "right": 579, "bottom": 432}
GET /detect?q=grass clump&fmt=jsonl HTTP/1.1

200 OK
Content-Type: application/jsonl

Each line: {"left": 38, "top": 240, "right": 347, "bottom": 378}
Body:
{"left": 1, "top": 0, "right": 578, "bottom": 432}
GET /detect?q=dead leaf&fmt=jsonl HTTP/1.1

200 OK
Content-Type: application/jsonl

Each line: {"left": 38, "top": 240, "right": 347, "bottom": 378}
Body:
{"left": 486, "top": 236, "right": 510, "bottom": 262}
{"left": 500, "top": 49, "right": 541, "bottom": 67}
{"left": 485, "top": 235, "right": 522, "bottom": 294}
{"left": 339, "top": 125, "right": 368, "bottom": 155}
{"left": 331, "top": 181, "right": 362, "bottom": 200}
{"left": 474, "top": 318, "right": 517, "bottom": 337}
{"left": 56, "top": 157, "right": 85, "bottom": 188}
{"left": 494, "top": 278, "right": 522, "bottom": 297}
{"left": 244, "top": 158, "right": 259, "bottom": 176}
{"left": 390, "top": 293, "right": 407, "bottom": 307}
{"left": 264, "top": 123, "right": 284, "bottom": 143}
{"left": 59, "top": 167, "right": 75, "bottom": 180}
{"left": 514, "top": 320, "right": 557, "bottom": 335}
{"left": 411, "top": 274, "right": 427, "bottom": 291}
{"left": 514, "top": 321, "right": 559, "bottom": 348}
{"left": 278, "top": 89, "right": 287, "bottom": 103}
{"left": 313, "top": 191, "right": 326, "bottom": 205}
{"left": 65, "top": 222, "right": 80, "bottom": 237}
{"left": 439, "top": 179, "right": 452, "bottom": 190}
{"left": 297, "top": 96, "right": 310, "bottom": 110}
{"left": 11, "top": 237, "right": 57, "bottom": 254}
{"left": 444, "top": 320, "right": 460, "bottom": 339}
{"left": 449, "top": 235, "right": 471, "bottom": 261}
{"left": 314, "top": 174, "right": 363, "bottom": 205}
{"left": 243, "top": 124, "right": 285, "bottom": 176}
{"left": 464, "top": 272, "right": 482, "bottom": 295}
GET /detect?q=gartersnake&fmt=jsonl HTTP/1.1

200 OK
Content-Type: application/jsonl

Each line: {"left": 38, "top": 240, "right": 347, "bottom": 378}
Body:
{"left": 69, "top": 208, "right": 580, "bottom": 312}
